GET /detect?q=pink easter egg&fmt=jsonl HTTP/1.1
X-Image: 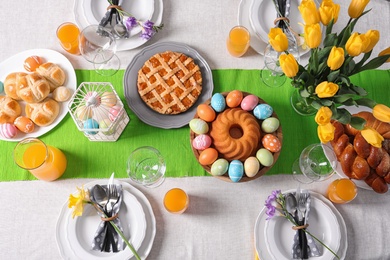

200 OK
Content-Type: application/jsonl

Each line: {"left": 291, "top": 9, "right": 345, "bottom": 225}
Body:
{"left": 262, "top": 134, "right": 281, "bottom": 153}
{"left": 192, "top": 134, "right": 212, "bottom": 150}
{"left": 109, "top": 105, "right": 123, "bottom": 121}
{"left": 0, "top": 123, "right": 18, "bottom": 139}
{"left": 241, "top": 95, "right": 259, "bottom": 111}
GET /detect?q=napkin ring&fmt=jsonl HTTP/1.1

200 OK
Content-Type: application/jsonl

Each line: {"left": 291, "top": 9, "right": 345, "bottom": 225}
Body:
{"left": 107, "top": 5, "right": 123, "bottom": 11}
{"left": 101, "top": 213, "right": 119, "bottom": 222}
{"left": 292, "top": 224, "right": 309, "bottom": 230}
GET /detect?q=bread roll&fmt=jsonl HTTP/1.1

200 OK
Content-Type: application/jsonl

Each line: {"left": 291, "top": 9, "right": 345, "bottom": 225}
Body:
{"left": 0, "top": 95, "right": 22, "bottom": 123}
{"left": 4, "top": 72, "right": 28, "bottom": 100}
{"left": 348, "top": 111, "right": 390, "bottom": 139}
{"left": 18, "top": 73, "right": 50, "bottom": 103}
{"left": 36, "top": 62, "right": 66, "bottom": 92}
{"left": 52, "top": 86, "right": 72, "bottom": 102}
{"left": 25, "top": 98, "right": 60, "bottom": 126}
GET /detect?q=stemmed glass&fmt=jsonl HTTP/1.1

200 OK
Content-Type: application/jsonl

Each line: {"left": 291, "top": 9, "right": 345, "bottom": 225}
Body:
{"left": 292, "top": 143, "right": 337, "bottom": 184}
{"left": 79, "top": 25, "right": 120, "bottom": 76}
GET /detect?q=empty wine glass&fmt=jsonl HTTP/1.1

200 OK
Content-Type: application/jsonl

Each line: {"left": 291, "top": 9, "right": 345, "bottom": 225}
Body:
{"left": 292, "top": 143, "right": 337, "bottom": 183}
{"left": 79, "top": 25, "right": 120, "bottom": 76}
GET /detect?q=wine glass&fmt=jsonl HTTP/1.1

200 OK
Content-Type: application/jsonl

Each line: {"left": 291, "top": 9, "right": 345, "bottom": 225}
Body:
{"left": 292, "top": 143, "right": 337, "bottom": 184}
{"left": 79, "top": 25, "right": 120, "bottom": 76}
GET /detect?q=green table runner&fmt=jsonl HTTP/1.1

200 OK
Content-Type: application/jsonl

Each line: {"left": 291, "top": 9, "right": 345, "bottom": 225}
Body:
{"left": 0, "top": 69, "right": 389, "bottom": 181}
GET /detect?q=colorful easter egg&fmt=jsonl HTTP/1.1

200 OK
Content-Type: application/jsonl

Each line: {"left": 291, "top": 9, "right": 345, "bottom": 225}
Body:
{"left": 241, "top": 95, "right": 259, "bottom": 111}
{"left": 253, "top": 104, "right": 273, "bottom": 120}
{"left": 0, "top": 123, "right": 18, "bottom": 139}
{"left": 189, "top": 118, "right": 209, "bottom": 134}
{"left": 14, "top": 116, "right": 35, "bottom": 133}
{"left": 23, "top": 56, "right": 42, "bottom": 72}
{"left": 228, "top": 160, "right": 244, "bottom": 182}
{"left": 101, "top": 91, "right": 117, "bottom": 107}
{"left": 109, "top": 105, "right": 123, "bottom": 121}
{"left": 197, "top": 104, "right": 216, "bottom": 122}
{"left": 192, "top": 134, "right": 212, "bottom": 150}
{"left": 244, "top": 156, "right": 260, "bottom": 177}
{"left": 0, "top": 81, "right": 4, "bottom": 94}
{"left": 83, "top": 118, "right": 99, "bottom": 135}
{"left": 75, "top": 105, "right": 93, "bottom": 120}
{"left": 261, "top": 117, "right": 280, "bottom": 133}
{"left": 210, "top": 158, "right": 229, "bottom": 176}
{"left": 256, "top": 148, "right": 274, "bottom": 167}
{"left": 198, "top": 148, "right": 218, "bottom": 165}
{"left": 226, "top": 90, "right": 243, "bottom": 108}
{"left": 99, "top": 118, "right": 116, "bottom": 135}
{"left": 84, "top": 91, "right": 101, "bottom": 107}
{"left": 210, "top": 93, "right": 226, "bottom": 112}
{"left": 262, "top": 134, "right": 282, "bottom": 153}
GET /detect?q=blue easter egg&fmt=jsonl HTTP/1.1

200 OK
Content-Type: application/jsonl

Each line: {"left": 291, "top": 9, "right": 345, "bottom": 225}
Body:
{"left": 253, "top": 104, "right": 273, "bottom": 120}
{"left": 0, "top": 81, "right": 4, "bottom": 94}
{"left": 210, "top": 93, "right": 226, "bottom": 112}
{"left": 84, "top": 118, "right": 99, "bottom": 135}
{"left": 228, "top": 160, "right": 244, "bottom": 182}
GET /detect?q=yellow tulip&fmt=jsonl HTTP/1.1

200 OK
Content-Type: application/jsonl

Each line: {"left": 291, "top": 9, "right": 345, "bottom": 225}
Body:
{"left": 361, "top": 127, "right": 384, "bottom": 148}
{"left": 315, "top": 81, "right": 339, "bottom": 98}
{"left": 315, "top": 107, "right": 332, "bottom": 125}
{"left": 348, "top": 0, "right": 370, "bottom": 19}
{"left": 304, "top": 23, "right": 322, "bottom": 49}
{"left": 268, "top": 28, "right": 288, "bottom": 52}
{"left": 279, "top": 53, "right": 299, "bottom": 78}
{"left": 319, "top": 0, "right": 340, "bottom": 25}
{"left": 373, "top": 104, "right": 390, "bottom": 123}
{"left": 363, "top": 30, "right": 380, "bottom": 53}
{"left": 378, "top": 47, "right": 390, "bottom": 62}
{"left": 298, "top": 0, "right": 320, "bottom": 25}
{"left": 345, "top": 32, "right": 370, "bottom": 56}
{"left": 317, "top": 122, "right": 335, "bottom": 143}
{"left": 327, "top": 46, "right": 345, "bottom": 70}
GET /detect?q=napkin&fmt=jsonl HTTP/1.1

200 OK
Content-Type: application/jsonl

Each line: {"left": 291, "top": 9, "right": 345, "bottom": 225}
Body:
{"left": 291, "top": 194, "right": 321, "bottom": 259}
{"left": 89, "top": 184, "right": 125, "bottom": 252}
{"left": 99, "top": 0, "right": 129, "bottom": 38}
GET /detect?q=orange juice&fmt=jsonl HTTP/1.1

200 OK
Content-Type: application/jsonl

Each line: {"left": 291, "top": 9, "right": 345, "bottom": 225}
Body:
{"left": 56, "top": 22, "right": 80, "bottom": 55}
{"left": 163, "top": 188, "right": 189, "bottom": 214}
{"left": 226, "top": 26, "right": 250, "bottom": 57}
{"left": 327, "top": 179, "right": 357, "bottom": 204}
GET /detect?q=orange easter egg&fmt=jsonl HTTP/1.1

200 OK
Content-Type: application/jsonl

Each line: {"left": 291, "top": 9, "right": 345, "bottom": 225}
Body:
{"left": 226, "top": 90, "right": 244, "bottom": 108}
{"left": 199, "top": 148, "right": 219, "bottom": 165}
{"left": 197, "top": 104, "right": 216, "bottom": 122}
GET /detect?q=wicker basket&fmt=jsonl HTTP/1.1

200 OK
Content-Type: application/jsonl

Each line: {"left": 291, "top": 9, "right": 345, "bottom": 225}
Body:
{"left": 190, "top": 91, "right": 283, "bottom": 182}
{"left": 68, "top": 82, "right": 129, "bottom": 142}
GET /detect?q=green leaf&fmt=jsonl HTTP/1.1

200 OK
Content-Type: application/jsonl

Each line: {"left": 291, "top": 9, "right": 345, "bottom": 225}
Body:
{"left": 327, "top": 70, "right": 340, "bottom": 82}
{"left": 325, "top": 19, "right": 335, "bottom": 36}
{"left": 349, "top": 116, "right": 366, "bottom": 130}
{"left": 338, "top": 75, "right": 351, "bottom": 86}
{"left": 350, "top": 85, "right": 367, "bottom": 96}
{"left": 333, "top": 96, "right": 354, "bottom": 103}
{"left": 333, "top": 108, "right": 352, "bottom": 124}
{"left": 323, "top": 33, "right": 337, "bottom": 47}
{"left": 355, "top": 98, "right": 377, "bottom": 108}
{"left": 354, "top": 55, "right": 390, "bottom": 74}
{"left": 342, "top": 99, "right": 358, "bottom": 106}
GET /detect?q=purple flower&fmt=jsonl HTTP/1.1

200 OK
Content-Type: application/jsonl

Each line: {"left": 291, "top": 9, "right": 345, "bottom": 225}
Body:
{"left": 140, "top": 21, "right": 155, "bottom": 40}
{"left": 264, "top": 190, "right": 281, "bottom": 220}
{"left": 125, "top": 17, "right": 137, "bottom": 30}
{"left": 143, "top": 20, "right": 154, "bottom": 29}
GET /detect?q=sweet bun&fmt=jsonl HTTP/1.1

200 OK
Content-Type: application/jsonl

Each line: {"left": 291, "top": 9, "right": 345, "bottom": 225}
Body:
{"left": 36, "top": 62, "right": 66, "bottom": 92}
{"left": 25, "top": 98, "right": 60, "bottom": 126}
{"left": 0, "top": 95, "right": 22, "bottom": 123}
{"left": 4, "top": 72, "right": 28, "bottom": 100}
{"left": 18, "top": 73, "right": 50, "bottom": 103}
{"left": 52, "top": 86, "right": 72, "bottom": 102}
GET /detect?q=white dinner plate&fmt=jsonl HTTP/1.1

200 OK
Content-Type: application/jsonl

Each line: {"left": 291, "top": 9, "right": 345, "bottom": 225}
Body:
{"left": 238, "top": 0, "right": 267, "bottom": 55}
{"left": 56, "top": 180, "right": 156, "bottom": 260}
{"left": 123, "top": 41, "right": 214, "bottom": 129}
{"left": 265, "top": 195, "right": 341, "bottom": 260}
{"left": 254, "top": 190, "right": 347, "bottom": 260}
{"left": 74, "top": 0, "right": 163, "bottom": 51}
{"left": 66, "top": 189, "right": 147, "bottom": 260}
{"left": 0, "top": 49, "right": 77, "bottom": 142}
{"left": 82, "top": 0, "right": 155, "bottom": 37}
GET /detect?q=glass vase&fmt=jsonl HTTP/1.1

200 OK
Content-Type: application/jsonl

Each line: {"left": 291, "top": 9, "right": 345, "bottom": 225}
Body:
{"left": 290, "top": 89, "right": 317, "bottom": 116}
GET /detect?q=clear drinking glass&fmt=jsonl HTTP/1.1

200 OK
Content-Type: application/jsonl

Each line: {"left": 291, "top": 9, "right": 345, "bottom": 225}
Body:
{"left": 226, "top": 26, "right": 250, "bottom": 57}
{"left": 163, "top": 188, "right": 189, "bottom": 214}
{"left": 127, "top": 146, "right": 166, "bottom": 188}
{"left": 292, "top": 143, "right": 337, "bottom": 183}
{"left": 78, "top": 24, "right": 120, "bottom": 76}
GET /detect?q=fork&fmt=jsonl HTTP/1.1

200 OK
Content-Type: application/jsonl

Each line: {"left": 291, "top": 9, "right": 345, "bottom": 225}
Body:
{"left": 297, "top": 191, "right": 310, "bottom": 259}
{"left": 106, "top": 185, "right": 120, "bottom": 214}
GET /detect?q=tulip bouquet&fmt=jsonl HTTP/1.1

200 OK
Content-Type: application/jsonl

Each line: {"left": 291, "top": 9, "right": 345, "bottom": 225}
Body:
{"left": 268, "top": 0, "right": 390, "bottom": 145}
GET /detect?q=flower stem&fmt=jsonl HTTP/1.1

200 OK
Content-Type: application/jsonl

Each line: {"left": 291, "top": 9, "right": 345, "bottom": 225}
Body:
{"left": 303, "top": 229, "right": 340, "bottom": 260}
{"left": 109, "top": 220, "right": 141, "bottom": 260}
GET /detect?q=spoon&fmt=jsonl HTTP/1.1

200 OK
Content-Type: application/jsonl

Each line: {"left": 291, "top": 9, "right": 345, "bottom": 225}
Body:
{"left": 91, "top": 184, "right": 109, "bottom": 212}
{"left": 285, "top": 193, "right": 298, "bottom": 219}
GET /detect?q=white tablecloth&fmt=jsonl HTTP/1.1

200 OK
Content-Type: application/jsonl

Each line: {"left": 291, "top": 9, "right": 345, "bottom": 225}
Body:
{"left": 1, "top": 1, "right": 390, "bottom": 260}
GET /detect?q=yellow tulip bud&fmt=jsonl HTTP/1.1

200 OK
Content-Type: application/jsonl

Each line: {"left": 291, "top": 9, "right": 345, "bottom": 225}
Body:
{"left": 317, "top": 123, "right": 335, "bottom": 143}
{"left": 268, "top": 28, "right": 289, "bottom": 52}
{"left": 327, "top": 46, "right": 345, "bottom": 70}
{"left": 361, "top": 127, "right": 384, "bottom": 148}
{"left": 378, "top": 47, "right": 390, "bottom": 63}
{"left": 279, "top": 53, "right": 299, "bottom": 78}
{"left": 298, "top": 0, "right": 321, "bottom": 25}
{"left": 345, "top": 32, "right": 370, "bottom": 56}
{"left": 373, "top": 104, "right": 390, "bottom": 123}
{"left": 319, "top": 0, "right": 340, "bottom": 25}
{"left": 315, "top": 107, "right": 332, "bottom": 126}
{"left": 315, "top": 81, "right": 339, "bottom": 98}
{"left": 348, "top": 0, "right": 370, "bottom": 19}
{"left": 363, "top": 30, "right": 380, "bottom": 53}
{"left": 304, "top": 23, "right": 322, "bottom": 49}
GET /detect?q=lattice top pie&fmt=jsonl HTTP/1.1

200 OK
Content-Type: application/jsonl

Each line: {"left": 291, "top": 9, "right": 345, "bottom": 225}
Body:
{"left": 137, "top": 51, "right": 203, "bottom": 114}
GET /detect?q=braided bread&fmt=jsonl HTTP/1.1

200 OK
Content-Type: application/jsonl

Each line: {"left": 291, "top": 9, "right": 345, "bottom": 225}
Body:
{"left": 330, "top": 112, "right": 390, "bottom": 193}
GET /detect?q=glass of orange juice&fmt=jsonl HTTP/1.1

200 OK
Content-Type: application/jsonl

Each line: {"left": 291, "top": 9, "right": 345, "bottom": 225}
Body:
{"left": 163, "top": 188, "right": 189, "bottom": 214}
{"left": 327, "top": 178, "right": 357, "bottom": 204}
{"left": 56, "top": 22, "right": 80, "bottom": 55}
{"left": 226, "top": 26, "right": 250, "bottom": 57}
{"left": 13, "top": 138, "right": 67, "bottom": 181}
